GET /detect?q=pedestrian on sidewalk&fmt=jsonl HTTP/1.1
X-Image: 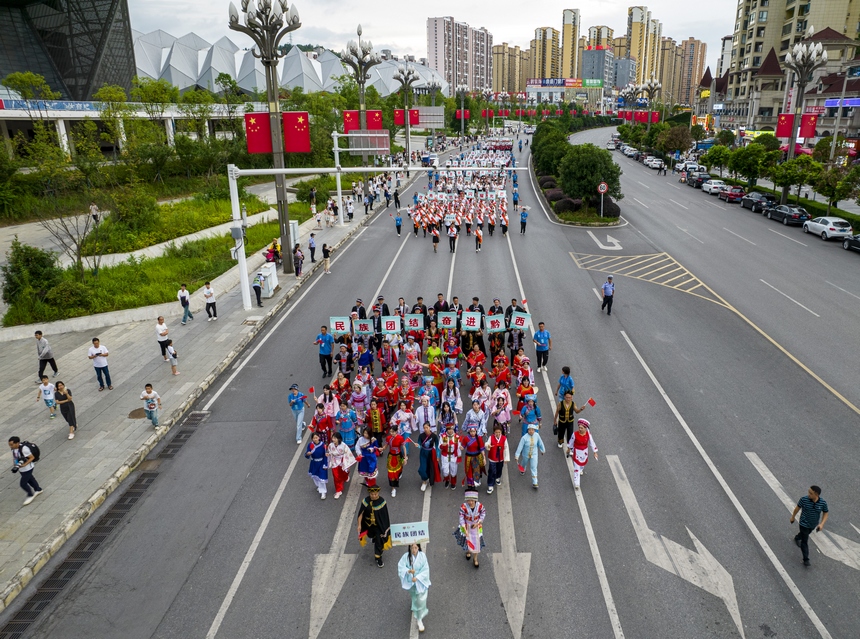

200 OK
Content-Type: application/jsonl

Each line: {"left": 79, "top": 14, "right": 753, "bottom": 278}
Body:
{"left": 54, "top": 381, "right": 77, "bottom": 439}
{"left": 394, "top": 213, "right": 402, "bottom": 236}
{"left": 601, "top": 275, "right": 615, "bottom": 316}
{"left": 177, "top": 284, "right": 193, "bottom": 324}
{"left": 453, "top": 490, "right": 486, "bottom": 568}
{"left": 9, "top": 437, "right": 42, "bottom": 506}
{"left": 385, "top": 188, "right": 392, "bottom": 208}
{"left": 252, "top": 271, "right": 265, "bottom": 307}
{"left": 322, "top": 244, "right": 333, "bottom": 274}
{"left": 87, "top": 338, "right": 112, "bottom": 390}
{"left": 203, "top": 282, "right": 217, "bottom": 321}
{"left": 515, "top": 422, "right": 545, "bottom": 489}
{"left": 357, "top": 483, "right": 392, "bottom": 567}
{"left": 533, "top": 321, "right": 552, "bottom": 372}
{"left": 140, "top": 383, "right": 162, "bottom": 427}
{"left": 315, "top": 207, "right": 322, "bottom": 229}
{"left": 289, "top": 384, "right": 310, "bottom": 443}
{"left": 364, "top": 193, "right": 372, "bottom": 215}
{"left": 293, "top": 243, "right": 304, "bottom": 279}
{"left": 315, "top": 325, "right": 335, "bottom": 377}
{"left": 35, "top": 375, "right": 57, "bottom": 419}
{"left": 790, "top": 485, "right": 829, "bottom": 567}
{"left": 398, "top": 543, "right": 431, "bottom": 633}
{"left": 34, "top": 331, "right": 58, "bottom": 382}
{"left": 566, "top": 418, "right": 598, "bottom": 490}
{"left": 309, "top": 233, "right": 317, "bottom": 262}
{"left": 347, "top": 198, "right": 354, "bottom": 221}
{"left": 166, "top": 340, "right": 179, "bottom": 375}
{"left": 305, "top": 432, "right": 328, "bottom": 499}
{"left": 90, "top": 201, "right": 100, "bottom": 224}
{"left": 156, "top": 316, "right": 170, "bottom": 360}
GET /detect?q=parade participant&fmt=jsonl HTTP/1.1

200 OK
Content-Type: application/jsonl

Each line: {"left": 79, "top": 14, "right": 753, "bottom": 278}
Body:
{"left": 515, "top": 377, "right": 537, "bottom": 413}
{"left": 390, "top": 400, "right": 416, "bottom": 455}
{"left": 310, "top": 403, "right": 334, "bottom": 445}
{"left": 394, "top": 375, "right": 416, "bottom": 408}
{"left": 504, "top": 298, "right": 525, "bottom": 330}
{"left": 333, "top": 371, "right": 351, "bottom": 402}
{"left": 433, "top": 293, "right": 449, "bottom": 313}
{"left": 454, "top": 490, "right": 486, "bottom": 568}
{"left": 555, "top": 365, "right": 575, "bottom": 403}
{"left": 517, "top": 358, "right": 536, "bottom": 386}
{"left": 414, "top": 394, "right": 437, "bottom": 433}
{"left": 354, "top": 366, "right": 375, "bottom": 397}
{"left": 508, "top": 329, "right": 526, "bottom": 365}
{"left": 485, "top": 424, "right": 507, "bottom": 494}
{"left": 438, "top": 402, "right": 458, "bottom": 434}
{"left": 474, "top": 225, "right": 483, "bottom": 252}
{"left": 519, "top": 395, "right": 542, "bottom": 436}
{"left": 424, "top": 338, "right": 442, "bottom": 368}
{"left": 515, "top": 422, "right": 545, "bottom": 489}
{"left": 427, "top": 356, "right": 445, "bottom": 397}
{"left": 357, "top": 484, "right": 392, "bottom": 567}
{"left": 335, "top": 400, "right": 359, "bottom": 448}
{"left": 500, "top": 209, "right": 509, "bottom": 237}
{"left": 334, "top": 345, "right": 353, "bottom": 381}
{"left": 439, "top": 423, "right": 461, "bottom": 488}
{"left": 377, "top": 340, "right": 398, "bottom": 373}
{"left": 288, "top": 384, "right": 310, "bottom": 444}
{"left": 403, "top": 334, "right": 421, "bottom": 360}
{"left": 447, "top": 223, "right": 458, "bottom": 253}
{"left": 470, "top": 378, "right": 492, "bottom": 412}
{"left": 317, "top": 385, "right": 339, "bottom": 417}
{"left": 463, "top": 400, "right": 488, "bottom": 437}
{"left": 466, "top": 344, "right": 487, "bottom": 372}
{"left": 512, "top": 348, "right": 528, "bottom": 378}
{"left": 554, "top": 390, "right": 585, "bottom": 449}
{"left": 492, "top": 379, "right": 513, "bottom": 410}
{"left": 416, "top": 375, "right": 440, "bottom": 408}
{"left": 460, "top": 425, "right": 486, "bottom": 487}
{"left": 305, "top": 432, "right": 328, "bottom": 499}
{"left": 328, "top": 432, "right": 356, "bottom": 499}
{"left": 398, "top": 543, "right": 431, "bottom": 633}
{"left": 385, "top": 424, "right": 408, "bottom": 496}
{"left": 490, "top": 395, "right": 512, "bottom": 435}
{"left": 442, "top": 378, "right": 462, "bottom": 414}
{"left": 366, "top": 397, "right": 388, "bottom": 442}
{"left": 417, "top": 423, "right": 442, "bottom": 491}
{"left": 442, "top": 358, "right": 462, "bottom": 390}
{"left": 356, "top": 427, "right": 381, "bottom": 486}
{"left": 567, "top": 418, "right": 598, "bottom": 490}
{"left": 443, "top": 336, "right": 462, "bottom": 363}
{"left": 403, "top": 353, "right": 423, "bottom": 388}
{"left": 468, "top": 365, "right": 488, "bottom": 396}
{"left": 356, "top": 342, "right": 375, "bottom": 375}
{"left": 431, "top": 223, "right": 440, "bottom": 252}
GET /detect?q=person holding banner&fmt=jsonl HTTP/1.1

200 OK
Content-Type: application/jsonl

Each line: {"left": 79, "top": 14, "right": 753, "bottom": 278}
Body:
{"left": 398, "top": 543, "right": 431, "bottom": 632}
{"left": 357, "top": 484, "right": 392, "bottom": 568}
{"left": 453, "top": 490, "right": 486, "bottom": 568}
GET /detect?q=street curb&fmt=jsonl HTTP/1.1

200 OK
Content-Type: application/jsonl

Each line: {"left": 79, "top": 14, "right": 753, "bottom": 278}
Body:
{"left": 0, "top": 195, "right": 391, "bottom": 613}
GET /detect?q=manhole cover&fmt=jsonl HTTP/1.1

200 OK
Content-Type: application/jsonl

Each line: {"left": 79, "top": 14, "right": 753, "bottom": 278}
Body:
{"left": 128, "top": 408, "right": 146, "bottom": 419}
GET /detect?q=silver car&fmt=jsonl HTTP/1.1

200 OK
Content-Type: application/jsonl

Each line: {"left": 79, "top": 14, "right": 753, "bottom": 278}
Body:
{"left": 803, "top": 217, "right": 854, "bottom": 240}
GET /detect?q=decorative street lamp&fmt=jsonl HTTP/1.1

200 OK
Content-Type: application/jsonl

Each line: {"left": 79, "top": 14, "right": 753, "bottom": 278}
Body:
{"left": 527, "top": 95, "right": 536, "bottom": 123}
{"left": 638, "top": 74, "right": 661, "bottom": 132}
{"left": 482, "top": 88, "right": 494, "bottom": 133}
{"left": 228, "top": 0, "right": 301, "bottom": 274}
{"left": 341, "top": 25, "right": 382, "bottom": 201}
{"left": 427, "top": 78, "right": 442, "bottom": 150}
{"left": 620, "top": 84, "right": 637, "bottom": 123}
{"left": 456, "top": 84, "right": 469, "bottom": 139}
{"left": 781, "top": 26, "right": 828, "bottom": 203}
{"left": 393, "top": 63, "right": 419, "bottom": 168}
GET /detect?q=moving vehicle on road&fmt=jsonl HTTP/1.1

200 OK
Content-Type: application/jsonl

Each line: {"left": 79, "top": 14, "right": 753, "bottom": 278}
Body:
{"left": 842, "top": 233, "right": 860, "bottom": 253}
{"left": 803, "top": 217, "right": 854, "bottom": 240}
{"left": 701, "top": 179, "right": 726, "bottom": 194}
{"left": 741, "top": 192, "right": 777, "bottom": 212}
{"left": 718, "top": 186, "right": 746, "bottom": 203}
{"left": 764, "top": 205, "right": 811, "bottom": 226}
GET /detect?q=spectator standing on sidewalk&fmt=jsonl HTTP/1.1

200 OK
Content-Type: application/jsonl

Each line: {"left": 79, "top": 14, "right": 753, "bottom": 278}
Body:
{"left": 203, "top": 282, "right": 217, "bottom": 321}
{"left": 790, "top": 485, "right": 829, "bottom": 567}
{"left": 293, "top": 243, "right": 304, "bottom": 279}
{"left": 35, "top": 375, "right": 57, "bottom": 419}
{"left": 166, "top": 340, "right": 180, "bottom": 376}
{"left": 9, "top": 437, "right": 42, "bottom": 506}
{"left": 34, "top": 331, "right": 58, "bottom": 382}
{"left": 177, "top": 284, "right": 194, "bottom": 325}
{"left": 87, "top": 338, "right": 112, "bottom": 390}
{"left": 309, "top": 233, "right": 317, "bottom": 262}
{"left": 156, "top": 316, "right": 170, "bottom": 360}
{"left": 54, "top": 381, "right": 78, "bottom": 439}
{"left": 140, "top": 383, "right": 162, "bottom": 427}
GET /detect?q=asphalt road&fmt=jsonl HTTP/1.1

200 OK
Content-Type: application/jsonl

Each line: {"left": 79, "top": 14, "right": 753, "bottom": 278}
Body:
{"left": 7, "top": 130, "right": 860, "bottom": 639}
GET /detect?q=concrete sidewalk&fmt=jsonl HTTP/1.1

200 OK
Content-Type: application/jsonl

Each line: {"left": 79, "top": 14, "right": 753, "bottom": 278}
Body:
{"left": 0, "top": 184, "right": 406, "bottom": 611}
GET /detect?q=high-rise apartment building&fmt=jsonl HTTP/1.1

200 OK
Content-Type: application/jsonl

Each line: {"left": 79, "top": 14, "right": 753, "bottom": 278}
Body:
{"left": 614, "top": 57, "right": 637, "bottom": 89}
{"left": 492, "top": 43, "right": 529, "bottom": 92}
{"left": 582, "top": 47, "right": 615, "bottom": 96}
{"left": 613, "top": 36, "right": 628, "bottom": 59}
{"left": 679, "top": 37, "right": 707, "bottom": 105}
{"left": 529, "top": 27, "right": 560, "bottom": 78}
{"left": 588, "top": 26, "right": 614, "bottom": 49}
{"left": 658, "top": 37, "right": 684, "bottom": 105}
{"left": 645, "top": 18, "right": 663, "bottom": 81}
{"left": 716, "top": 35, "right": 732, "bottom": 78}
{"left": 577, "top": 36, "right": 587, "bottom": 78}
{"left": 626, "top": 6, "right": 651, "bottom": 84}
{"left": 427, "top": 16, "right": 493, "bottom": 95}
{"left": 561, "top": 9, "right": 581, "bottom": 79}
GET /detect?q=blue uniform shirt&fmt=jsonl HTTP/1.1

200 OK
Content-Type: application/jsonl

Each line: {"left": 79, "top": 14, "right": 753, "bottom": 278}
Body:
{"left": 317, "top": 333, "right": 335, "bottom": 355}
{"left": 520, "top": 210, "right": 528, "bottom": 222}
{"left": 602, "top": 281, "right": 615, "bottom": 296}
{"left": 533, "top": 329, "right": 550, "bottom": 351}
{"left": 395, "top": 215, "right": 402, "bottom": 226}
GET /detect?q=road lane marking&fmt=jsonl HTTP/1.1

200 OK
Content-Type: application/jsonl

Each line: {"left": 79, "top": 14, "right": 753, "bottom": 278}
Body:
{"left": 620, "top": 331, "right": 833, "bottom": 639}
{"left": 636, "top": 180, "right": 651, "bottom": 189}
{"left": 608, "top": 456, "right": 743, "bottom": 638}
{"left": 669, "top": 199, "right": 689, "bottom": 210}
{"left": 746, "top": 453, "right": 860, "bottom": 571}
{"left": 769, "top": 229, "right": 807, "bottom": 246}
{"left": 723, "top": 227, "right": 757, "bottom": 245}
{"left": 705, "top": 200, "right": 726, "bottom": 210}
{"left": 633, "top": 197, "right": 650, "bottom": 209}
{"left": 510, "top": 235, "right": 623, "bottom": 638}
{"left": 592, "top": 287, "right": 602, "bottom": 300}
{"left": 667, "top": 183, "right": 682, "bottom": 190}
{"left": 675, "top": 226, "right": 704, "bottom": 243}
{"left": 587, "top": 231, "right": 623, "bottom": 250}
{"left": 760, "top": 280, "right": 820, "bottom": 317}
{"left": 825, "top": 281, "right": 860, "bottom": 302}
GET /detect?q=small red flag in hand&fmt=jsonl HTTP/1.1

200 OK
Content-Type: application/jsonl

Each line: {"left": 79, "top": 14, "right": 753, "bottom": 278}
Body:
{"left": 521, "top": 299, "right": 527, "bottom": 306}
{"left": 309, "top": 386, "right": 315, "bottom": 395}
{"left": 587, "top": 397, "right": 596, "bottom": 407}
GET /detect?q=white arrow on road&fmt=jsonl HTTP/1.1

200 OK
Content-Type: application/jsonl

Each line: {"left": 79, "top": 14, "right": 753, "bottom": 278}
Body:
{"left": 587, "top": 230, "right": 623, "bottom": 251}
{"left": 492, "top": 464, "right": 531, "bottom": 639}
{"left": 608, "top": 455, "right": 744, "bottom": 638}
{"left": 746, "top": 452, "right": 860, "bottom": 571}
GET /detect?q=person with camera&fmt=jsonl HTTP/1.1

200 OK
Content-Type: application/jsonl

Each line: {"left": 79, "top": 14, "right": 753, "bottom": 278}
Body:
{"left": 9, "top": 437, "right": 43, "bottom": 506}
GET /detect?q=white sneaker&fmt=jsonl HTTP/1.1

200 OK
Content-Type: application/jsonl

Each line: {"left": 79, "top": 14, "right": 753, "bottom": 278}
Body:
{"left": 321, "top": 493, "right": 326, "bottom": 500}
{"left": 212, "top": 317, "right": 217, "bottom": 321}
{"left": 207, "top": 317, "right": 212, "bottom": 322}
{"left": 68, "top": 433, "right": 75, "bottom": 439}
{"left": 334, "top": 491, "right": 342, "bottom": 499}
{"left": 391, "top": 488, "right": 397, "bottom": 497}
{"left": 417, "top": 620, "right": 425, "bottom": 632}
{"left": 420, "top": 483, "right": 427, "bottom": 492}
{"left": 296, "top": 439, "right": 302, "bottom": 444}
{"left": 23, "top": 495, "right": 35, "bottom": 506}
{"left": 487, "top": 486, "right": 494, "bottom": 494}
{"left": 33, "top": 490, "right": 43, "bottom": 498}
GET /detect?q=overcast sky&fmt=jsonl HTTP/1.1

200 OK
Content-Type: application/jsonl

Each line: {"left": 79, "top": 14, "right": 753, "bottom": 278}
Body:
{"left": 129, "top": 0, "right": 736, "bottom": 73}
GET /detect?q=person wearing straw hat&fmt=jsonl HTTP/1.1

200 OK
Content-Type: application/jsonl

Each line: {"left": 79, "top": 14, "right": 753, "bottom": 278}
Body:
{"left": 515, "top": 420, "right": 545, "bottom": 489}
{"left": 453, "top": 490, "right": 486, "bottom": 568}
{"left": 357, "top": 483, "right": 392, "bottom": 568}
{"left": 398, "top": 542, "right": 431, "bottom": 632}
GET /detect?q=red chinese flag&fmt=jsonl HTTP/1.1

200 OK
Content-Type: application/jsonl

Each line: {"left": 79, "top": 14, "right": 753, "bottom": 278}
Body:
{"left": 624, "top": 110, "right": 633, "bottom": 121}
{"left": 309, "top": 386, "right": 315, "bottom": 395}
{"left": 775, "top": 113, "right": 794, "bottom": 138}
{"left": 570, "top": 109, "right": 576, "bottom": 116}
{"left": 799, "top": 114, "right": 818, "bottom": 138}
{"left": 455, "top": 109, "right": 462, "bottom": 120}
{"left": 282, "top": 111, "right": 311, "bottom": 153}
{"left": 343, "top": 110, "right": 359, "bottom": 133}
{"left": 409, "top": 109, "right": 420, "bottom": 125}
{"left": 651, "top": 111, "right": 660, "bottom": 123}
{"left": 481, "top": 109, "right": 487, "bottom": 118}
{"left": 367, "top": 109, "right": 383, "bottom": 130}
{"left": 394, "top": 109, "right": 405, "bottom": 126}
{"left": 463, "top": 109, "right": 470, "bottom": 120}
{"left": 528, "top": 109, "right": 536, "bottom": 116}
{"left": 587, "top": 397, "right": 596, "bottom": 407}
{"left": 244, "top": 113, "right": 272, "bottom": 154}
{"left": 555, "top": 109, "right": 563, "bottom": 116}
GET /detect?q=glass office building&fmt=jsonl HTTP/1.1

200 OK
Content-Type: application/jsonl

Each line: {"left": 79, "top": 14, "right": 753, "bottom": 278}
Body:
{"left": 0, "top": 0, "right": 135, "bottom": 100}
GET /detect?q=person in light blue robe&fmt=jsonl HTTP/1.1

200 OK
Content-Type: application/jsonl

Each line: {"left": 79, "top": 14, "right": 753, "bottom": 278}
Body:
{"left": 398, "top": 543, "right": 431, "bottom": 632}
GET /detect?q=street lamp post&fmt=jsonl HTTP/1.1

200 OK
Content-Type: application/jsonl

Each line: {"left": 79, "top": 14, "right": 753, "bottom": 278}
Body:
{"left": 228, "top": 0, "right": 301, "bottom": 275}
{"left": 621, "top": 84, "right": 637, "bottom": 124}
{"left": 639, "top": 74, "right": 661, "bottom": 132}
{"left": 527, "top": 96, "right": 536, "bottom": 124}
{"left": 482, "top": 88, "right": 493, "bottom": 134}
{"left": 456, "top": 84, "right": 469, "bottom": 140}
{"left": 341, "top": 25, "right": 382, "bottom": 203}
{"left": 781, "top": 27, "right": 828, "bottom": 203}
{"left": 427, "top": 78, "right": 441, "bottom": 150}
{"left": 393, "top": 64, "right": 418, "bottom": 169}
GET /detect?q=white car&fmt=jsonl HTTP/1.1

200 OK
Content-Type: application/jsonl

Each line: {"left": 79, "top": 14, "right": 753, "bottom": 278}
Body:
{"left": 803, "top": 217, "right": 854, "bottom": 240}
{"left": 645, "top": 158, "right": 663, "bottom": 169}
{"left": 701, "top": 179, "right": 726, "bottom": 194}
{"left": 606, "top": 141, "right": 616, "bottom": 150}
